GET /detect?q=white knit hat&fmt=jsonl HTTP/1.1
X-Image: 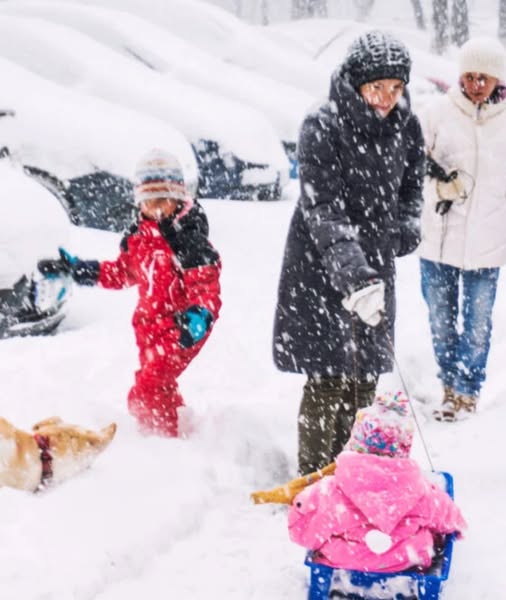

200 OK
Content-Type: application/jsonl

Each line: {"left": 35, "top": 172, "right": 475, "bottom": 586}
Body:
{"left": 458, "top": 37, "right": 506, "bottom": 80}
{"left": 134, "top": 148, "right": 186, "bottom": 205}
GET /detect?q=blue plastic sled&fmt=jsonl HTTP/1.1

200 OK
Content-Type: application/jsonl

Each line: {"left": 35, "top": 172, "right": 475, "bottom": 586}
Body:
{"left": 305, "top": 472, "right": 455, "bottom": 600}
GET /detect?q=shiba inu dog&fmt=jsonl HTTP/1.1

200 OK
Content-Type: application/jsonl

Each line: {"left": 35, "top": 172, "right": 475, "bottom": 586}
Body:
{"left": 0, "top": 416, "right": 117, "bottom": 492}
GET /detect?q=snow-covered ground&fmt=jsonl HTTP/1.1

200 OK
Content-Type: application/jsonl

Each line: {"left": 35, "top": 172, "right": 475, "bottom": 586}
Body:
{"left": 0, "top": 184, "right": 505, "bottom": 598}
{"left": 1, "top": 1, "right": 505, "bottom": 598}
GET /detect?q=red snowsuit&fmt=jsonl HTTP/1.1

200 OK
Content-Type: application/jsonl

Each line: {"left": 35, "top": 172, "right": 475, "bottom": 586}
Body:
{"left": 97, "top": 200, "right": 221, "bottom": 436}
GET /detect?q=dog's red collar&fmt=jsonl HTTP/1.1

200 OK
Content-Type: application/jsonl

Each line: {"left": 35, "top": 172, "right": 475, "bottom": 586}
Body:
{"left": 33, "top": 434, "right": 53, "bottom": 491}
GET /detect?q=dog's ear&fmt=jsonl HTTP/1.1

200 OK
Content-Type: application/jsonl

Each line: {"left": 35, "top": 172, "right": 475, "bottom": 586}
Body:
{"left": 73, "top": 423, "right": 117, "bottom": 450}
{"left": 32, "top": 417, "right": 63, "bottom": 431}
{"left": 98, "top": 423, "right": 117, "bottom": 446}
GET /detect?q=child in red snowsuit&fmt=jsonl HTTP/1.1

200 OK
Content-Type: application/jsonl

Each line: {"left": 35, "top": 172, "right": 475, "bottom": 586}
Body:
{"left": 38, "top": 149, "right": 221, "bottom": 437}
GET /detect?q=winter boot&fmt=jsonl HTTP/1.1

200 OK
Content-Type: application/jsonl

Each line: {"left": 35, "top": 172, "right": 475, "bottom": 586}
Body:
{"left": 127, "top": 387, "right": 184, "bottom": 437}
{"left": 454, "top": 392, "right": 477, "bottom": 417}
{"left": 433, "top": 386, "right": 458, "bottom": 421}
{"left": 433, "top": 387, "right": 477, "bottom": 422}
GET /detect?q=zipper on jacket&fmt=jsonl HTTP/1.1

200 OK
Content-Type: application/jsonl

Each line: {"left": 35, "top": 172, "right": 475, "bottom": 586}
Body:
{"left": 439, "top": 214, "right": 448, "bottom": 262}
{"left": 461, "top": 107, "right": 480, "bottom": 269}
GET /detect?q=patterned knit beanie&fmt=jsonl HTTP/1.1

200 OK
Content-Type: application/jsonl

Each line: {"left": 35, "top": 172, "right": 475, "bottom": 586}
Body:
{"left": 134, "top": 148, "right": 186, "bottom": 205}
{"left": 340, "top": 30, "right": 411, "bottom": 90}
{"left": 345, "top": 392, "right": 414, "bottom": 458}
{"left": 458, "top": 37, "right": 506, "bottom": 81}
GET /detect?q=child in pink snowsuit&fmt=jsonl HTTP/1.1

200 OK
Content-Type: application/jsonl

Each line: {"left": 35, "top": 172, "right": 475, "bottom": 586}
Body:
{"left": 38, "top": 149, "right": 221, "bottom": 437}
{"left": 288, "top": 392, "right": 466, "bottom": 573}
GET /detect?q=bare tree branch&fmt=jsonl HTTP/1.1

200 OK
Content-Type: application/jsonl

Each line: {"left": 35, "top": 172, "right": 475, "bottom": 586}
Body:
{"left": 432, "top": 0, "right": 449, "bottom": 54}
{"left": 451, "top": 0, "right": 469, "bottom": 47}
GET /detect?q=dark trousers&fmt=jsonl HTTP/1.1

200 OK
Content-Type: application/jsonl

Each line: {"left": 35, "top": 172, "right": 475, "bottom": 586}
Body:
{"left": 297, "top": 376, "right": 377, "bottom": 475}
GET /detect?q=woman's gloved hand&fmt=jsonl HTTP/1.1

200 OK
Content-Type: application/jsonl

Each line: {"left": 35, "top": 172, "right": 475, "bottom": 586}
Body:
{"left": 426, "top": 155, "right": 458, "bottom": 183}
{"left": 342, "top": 280, "right": 385, "bottom": 327}
{"left": 435, "top": 176, "right": 468, "bottom": 215}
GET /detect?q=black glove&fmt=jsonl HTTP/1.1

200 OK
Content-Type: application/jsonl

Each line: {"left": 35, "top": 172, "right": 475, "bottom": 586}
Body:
{"left": 426, "top": 156, "right": 458, "bottom": 183}
{"left": 174, "top": 305, "right": 213, "bottom": 348}
{"left": 435, "top": 200, "right": 453, "bottom": 215}
{"left": 38, "top": 247, "right": 100, "bottom": 286}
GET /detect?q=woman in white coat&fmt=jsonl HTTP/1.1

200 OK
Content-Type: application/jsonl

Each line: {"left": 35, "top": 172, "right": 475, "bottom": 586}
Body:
{"left": 418, "top": 37, "right": 506, "bottom": 421}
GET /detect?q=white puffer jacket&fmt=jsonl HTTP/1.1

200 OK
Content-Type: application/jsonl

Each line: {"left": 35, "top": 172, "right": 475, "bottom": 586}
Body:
{"left": 418, "top": 85, "right": 506, "bottom": 269}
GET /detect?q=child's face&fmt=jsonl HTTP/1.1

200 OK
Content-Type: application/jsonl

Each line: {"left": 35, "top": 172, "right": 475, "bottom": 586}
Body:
{"left": 140, "top": 197, "right": 179, "bottom": 220}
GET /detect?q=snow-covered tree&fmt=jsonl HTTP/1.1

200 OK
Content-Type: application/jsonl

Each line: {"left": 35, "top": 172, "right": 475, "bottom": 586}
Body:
{"left": 411, "top": 0, "right": 426, "bottom": 29}
{"left": 291, "top": 0, "right": 328, "bottom": 19}
{"left": 451, "top": 0, "right": 469, "bottom": 46}
{"left": 260, "top": 0, "right": 269, "bottom": 24}
{"left": 354, "top": 0, "right": 375, "bottom": 21}
{"left": 499, "top": 0, "right": 506, "bottom": 42}
{"left": 432, "top": 0, "right": 468, "bottom": 54}
{"left": 432, "top": 0, "right": 449, "bottom": 54}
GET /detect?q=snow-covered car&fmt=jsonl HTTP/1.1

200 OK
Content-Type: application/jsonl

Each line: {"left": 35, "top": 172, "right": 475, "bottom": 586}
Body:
{"left": 0, "top": 53, "right": 198, "bottom": 232}
{"left": 0, "top": 12, "right": 289, "bottom": 200}
{"left": 0, "top": 157, "right": 71, "bottom": 338}
{"left": 0, "top": 0, "right": 317, "bottom": 178}
{"left": 60, "top": 0, "right": 330, "bottom": 98}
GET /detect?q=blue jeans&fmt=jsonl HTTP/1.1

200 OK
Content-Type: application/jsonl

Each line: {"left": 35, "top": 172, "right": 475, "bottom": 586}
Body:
{"left": 420, "top": 259, "right": 499, "bottom": 397}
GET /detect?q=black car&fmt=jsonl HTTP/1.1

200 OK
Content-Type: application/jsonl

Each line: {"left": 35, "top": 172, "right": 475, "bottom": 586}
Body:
{"left": 0, "top": 154, "right": 72, "bottom": 339}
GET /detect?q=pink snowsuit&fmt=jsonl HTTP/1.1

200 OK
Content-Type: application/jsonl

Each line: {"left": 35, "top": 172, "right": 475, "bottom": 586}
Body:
{"left": 288, "top": 451, "right": 466, "bottom": 573}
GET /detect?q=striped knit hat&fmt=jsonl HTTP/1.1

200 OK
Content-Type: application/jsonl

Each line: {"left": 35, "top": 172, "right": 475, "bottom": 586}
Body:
{"left": 134, "top": 149, "right": 186, "bottom": 205}
{"left": 345, "top": 392, "right": 414, "bottom": 458}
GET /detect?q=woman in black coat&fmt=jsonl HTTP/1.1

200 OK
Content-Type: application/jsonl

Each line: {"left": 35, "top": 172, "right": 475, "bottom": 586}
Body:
{"left": 272, "top": 30, "right": 425, "bottom": 475}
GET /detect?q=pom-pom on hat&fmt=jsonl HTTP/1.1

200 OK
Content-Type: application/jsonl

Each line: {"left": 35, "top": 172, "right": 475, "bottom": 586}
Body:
{"left": 458, "top": 36, "right": 506, "bottom": 81}
{"left": 134, "top": 148, "right": 186, "bottom": 205}
{"left": 345, "top": 391, "right": 414, "bottom": 458}
{"left": 340, "top": 30, "right": 411, "bottom": 90}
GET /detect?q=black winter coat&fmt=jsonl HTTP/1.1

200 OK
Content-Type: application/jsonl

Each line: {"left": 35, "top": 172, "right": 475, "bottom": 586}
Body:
{"left": 273, "top": 73, "right": 425, "bottom": 379}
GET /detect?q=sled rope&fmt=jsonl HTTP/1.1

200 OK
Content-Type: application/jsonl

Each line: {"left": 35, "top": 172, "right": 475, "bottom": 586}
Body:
{"left": 384, "top": 332, "right": 435, "bottom": 472}
{"left": 352, "top": 317, "right": 359, "bottom": 410}
{"left": 350, "top": 315, "right": 434, "bottom": 471}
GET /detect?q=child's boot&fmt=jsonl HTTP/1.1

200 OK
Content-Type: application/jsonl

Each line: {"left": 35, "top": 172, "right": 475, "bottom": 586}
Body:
{"left": 128, "top": 387, "right": 183, "bottom": 437}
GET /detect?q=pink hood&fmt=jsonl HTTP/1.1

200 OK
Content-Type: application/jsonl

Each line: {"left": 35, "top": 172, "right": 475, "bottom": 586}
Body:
{"left": 288, "top": 452, "right": 466, "bottom": 573}
{"left": 337, "top": 452, "right": 426, "bottom": 534}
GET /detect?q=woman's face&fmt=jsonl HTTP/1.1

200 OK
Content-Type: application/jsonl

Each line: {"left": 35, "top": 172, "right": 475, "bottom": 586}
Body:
{"left": 461, "top": 72, "right": 499, "bottom": 104}
{"left": 359, "top": 78, "right": 405, "bottom": 117}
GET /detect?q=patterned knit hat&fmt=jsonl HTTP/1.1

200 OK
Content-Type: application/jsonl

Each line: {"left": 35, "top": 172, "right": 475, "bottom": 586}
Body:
{"left": 340, "top": 30, "right": 411, "bottom": 90}
{"left": 134, "top": 148, "right": 186, "bottom": 205}
{"left": 458, "top": 37, "right": 506, "bottom": 80}
{"left": 345, "top": 392, "right": 414, "bottom": 458}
